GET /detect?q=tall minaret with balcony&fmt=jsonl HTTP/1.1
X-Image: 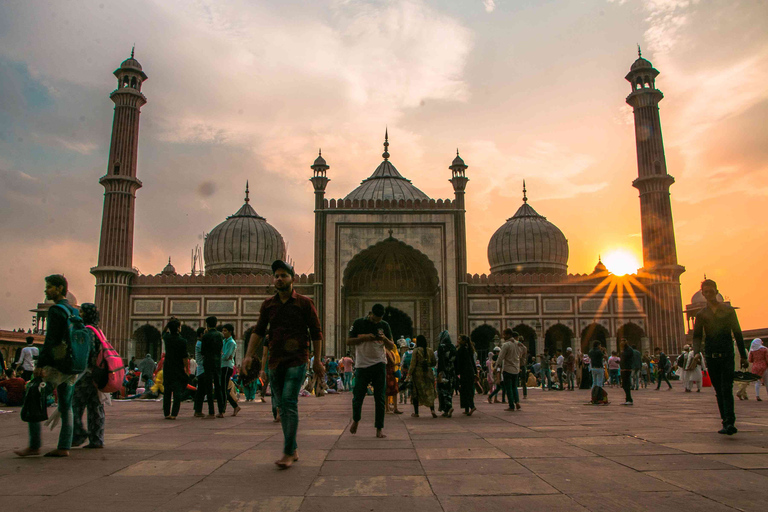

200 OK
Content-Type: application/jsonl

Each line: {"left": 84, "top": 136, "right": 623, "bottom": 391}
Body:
{"left": 625, "top": 48, "right": 685, "bottom": 353}
{"left": 310, "top": 150, "right": 330, "bottom": 346}
{"left": 91, "top": 50, "right": 148, "bottom": 355}
{"left": 449, "top": 150, "right": 469, "bottom": 335}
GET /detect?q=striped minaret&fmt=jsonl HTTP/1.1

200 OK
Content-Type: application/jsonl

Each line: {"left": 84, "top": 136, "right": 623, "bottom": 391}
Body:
{"left": 626, "top": 47, "right": 685, "bottom": 354}
{"left": 91, "top": 49, "right": 148, "bottom": 357}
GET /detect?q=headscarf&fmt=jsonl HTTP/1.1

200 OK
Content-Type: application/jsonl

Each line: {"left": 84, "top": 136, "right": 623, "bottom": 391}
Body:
{"left": 80, "top": 302, "right": 100, "bottom": 326}
{"left": 566, "top": 347, "right": 572, "bottom": 353}
{"left": 750, "top": 338, "right": 764, "bottom": 352}
{"left": 439, "top": 330, "right": 453, "bottom": 346}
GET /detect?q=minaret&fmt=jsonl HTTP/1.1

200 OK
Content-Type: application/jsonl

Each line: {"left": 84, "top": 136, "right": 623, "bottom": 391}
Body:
{"left": 310, "top": 149, "right": 330, "bottom": 352}
{"left": 625, "top": 47, "right": 685, "bottom": 354}
{"left": 449, "top": 150, "right": 469, "bottom": 335}
{"left": 90, "top": 49, "right": 148, "bottom": 356}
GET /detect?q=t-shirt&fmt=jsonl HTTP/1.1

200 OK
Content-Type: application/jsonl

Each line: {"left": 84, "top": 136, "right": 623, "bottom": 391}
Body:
{"left": 221, "top": 337, "right": 237, "bottom": 369}
{"left": 556, "top": 355, "right": 564, "bottom": 369}
{"left": 162, "top": 333, "right": 188, "bottom": 380}
{"left": 0, "top": 377, "right": 26, "bottom": 404}
{"left": 588, "top": 348, "right": 604, "bottom": 369}
{"left": 201, "top": 330, "right": 224, "bottom": 373}
{"left": 195, "top": 340, "right": 204, "bottom": 376}
{"left": 348, "top": 317, "right": 393, "bottom": 369}
{"left": 607, "top": 356, "right": 621, "bottom": 370}
{"left": 19, "top": 346, "right": 39, "bottom": 371}
{"left": 340, "top": 356, "right": 354, "bottom": 373}
{"left": 328, "top": 361, "right": 338, "bottom": 374}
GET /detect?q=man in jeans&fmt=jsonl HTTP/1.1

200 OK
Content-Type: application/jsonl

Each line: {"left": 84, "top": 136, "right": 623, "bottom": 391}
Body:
{"left": 242, "top": 260, "right": 324, "bottom": 468}
{"left": 15, "top": 274, "right": 76, "bottom": 457}
{"left": 693, "top": 278, "right": 747, "bottom": 435}
{"left": 588, "top": 341, "right": 605, "bottom": 389}
{"left": 219, "top": 324, "right": 241, "bottom": 417}
{"left": 347, "top": 304, "right": 395, "bottom": 438}
{"left": 631, "top": 345, "right": 642, "bottom": 390}
{"left": 17, "top": 337, "right": 39, "bottom": 381}
{"left": 198, "top": 316, "right": 223, "bottom": 419}
{"left": 496, "top": 329, "right": 522, "bottom": 411}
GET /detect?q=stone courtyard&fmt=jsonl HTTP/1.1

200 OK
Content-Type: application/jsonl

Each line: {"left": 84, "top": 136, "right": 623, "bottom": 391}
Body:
{"left": 1, "top": 384, "right": 767, "bottom": 512}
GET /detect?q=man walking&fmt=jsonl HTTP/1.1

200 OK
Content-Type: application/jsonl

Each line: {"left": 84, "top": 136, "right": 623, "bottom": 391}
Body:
{"left": 219, "top": 324, "right": 241, "bottom": 416}
{"left": 196, "top": 317, "right": 223, "bottom": 419}
{"left": 496, "top": 329, "right": 522, "bottom": 411}
{"left": 654, "top": 347, "right": 673, "bottom": 390}
{"left": 347, "top": 304, "right": 394, "bottom": 438}
{"left": 631, "top": 344, "right": 642, "bottom": 390}
{"left": 339, "top": 353, "right": 354, "bottom": 392}
{"left": 693, "top": 279, "right": 747, "bottom": 435}
{"left": 620, "top": 338, "right": 634, "bottom": 406}
{"left": 242, "top": 260, "right": 324, "bottom": 468}
{"left": 15, "top": 275, "right": 77, "bottom": 457}
{"left": 588, "top": 341, "right": 605, "bottom": 389}
{"left": 555, "top": 349, "right": 564, "bottom": 390}
{"left": 17, "top": 337, "right": 38, "bottom": 381}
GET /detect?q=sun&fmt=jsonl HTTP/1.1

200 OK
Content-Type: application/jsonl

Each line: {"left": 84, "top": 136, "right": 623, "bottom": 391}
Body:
{"left": 602, "top": 249, "right": 641, "bottom": 276}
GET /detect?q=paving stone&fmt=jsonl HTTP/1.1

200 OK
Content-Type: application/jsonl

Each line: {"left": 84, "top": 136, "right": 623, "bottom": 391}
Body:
{"left": 487, "top": 437, "right": 596, "bottom": 458}
{"left": 607, "top": 454, "right": 733, "bottom": 471}
{"left": 416, "top": 447, "right": 509, "bottom": 460}
{"left": 570, "top": 491, "right": 739, "bottom": 512}
{"left": 326, "top": 449, "right": 417, "bottom": 461}
{"left": 439, "top": 495, "right": 590, "bottom": 511}
{"left": 420, "top": 458, "right": 530, "bottom": 475}
{"left": 319, "top": 460, "right": 424, "bottom": 476}
{"left": 114, "top": 458, "right": 227, "bottom": 476}
{"left": 165, "top": 495, "right": 304, "bottom": 512}
{"left": 234, "top": 449, "right": 328, "bottom": 466}
{"left": 428, "top": 473, "right": 557, "bottom": 495}
{"left": 299, "top": 496, "right": 443, "bottom": 512}
{"left": 663, "top": 442, "right": 768, "bottom": 454}
{"left": 701, "top": 453, "right": 768, "bottom": 469}
{"left": 306, "top": 476, "right": 432, "bottom": 496}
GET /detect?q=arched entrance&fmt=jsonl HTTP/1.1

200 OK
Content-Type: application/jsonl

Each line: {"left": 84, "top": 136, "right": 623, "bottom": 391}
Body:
{"left": 383, "top": 306, "right": 413, "bottom": 342}
{"left": 471, "top": 324, "right": 499, "bottom": 366}
{"left": 544, "top": 324, "right": 572, "bottom": 356}
{"left": 513, "top": 323, "right": 537, "bottom": 360}
{"left": 580, "top": 323, "right": 609, "bottom": 353}
{"left": 617, "top": 322, "right": 645, "bottom": 349}
{"left": 133, "top": 324, "right": 161, "bottom": 360}
{"left": 341, "top": 237, "right": 440, "bottom": 355}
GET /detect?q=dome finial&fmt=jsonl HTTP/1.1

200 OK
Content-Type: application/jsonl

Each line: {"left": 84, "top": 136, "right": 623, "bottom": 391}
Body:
{"left": 168, "top": 256, "right": 172, "bottom": 264}
{"left": 245, "top": 181, "right": 250, "bottom": 203}
{"left": 131, "top": 44, "right": 135, "bottom": 59}
{"left": 382, "top": 127, "right": 390, "bottom": 160}
{"left": 637, "top": 44, "right": 641, "bottom": 58}
{"left": 318, "top": 148, "right": 322, "bottom": 157}
{"left": 523, "top": 180, "right": 528, "bottom": 203}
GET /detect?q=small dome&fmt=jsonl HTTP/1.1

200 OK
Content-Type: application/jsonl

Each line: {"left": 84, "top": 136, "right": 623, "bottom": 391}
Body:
{"left": 630, "top": 57, "right": 652, "bottom": 71}
{"left": 313, "top": 152, "right": 327, "bottom": 167}
{"left": 204, "top": 187, "right": 287, "bottom": 275}
{"left": 691, "top": 290, "right": 723, "bottom": 305}
{"left": 451, "top": 153, "right": 465, "bottom": 167}
{"left": 592, "top": 257, "right": 608, "bottom": 275}
{"left": 161, "top": 258, "right": 177, "bottom": 276}
{"left": 488, "top": 196, "right": 568, "bottom": 275}
{"left": 344, "top": 160, "right": 429, "bottom": 202}
{"left": 120, "top": 57, "right": 143, "bottom": 71}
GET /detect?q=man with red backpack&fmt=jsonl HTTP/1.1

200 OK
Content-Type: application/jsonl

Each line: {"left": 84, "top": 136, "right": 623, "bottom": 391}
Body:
{"left": 72, "top": 303, "right": 107, "bottom": 449}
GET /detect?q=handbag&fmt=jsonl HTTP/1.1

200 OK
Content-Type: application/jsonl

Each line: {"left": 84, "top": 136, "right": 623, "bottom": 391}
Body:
{"left": 21, "top": 378, "right": 49, "bottom": 423}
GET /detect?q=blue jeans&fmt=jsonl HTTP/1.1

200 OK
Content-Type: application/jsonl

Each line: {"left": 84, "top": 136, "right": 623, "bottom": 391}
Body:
{"left": 591, "top": 368, "right": 604, "bottom": 388}
{"left": 502, "top": 372, "right": 519, "bottom": 406}
{"left": 540, "top": 368, "right": 552, "bottom": 389}
{"left": 270, "top": 363, "right": 307, "bottom": 455}
{"left": 343, "top": 372, "right": 352, "bottom": 391}
{"left": 29, "top": 381, "right": 74, "bottom": 450}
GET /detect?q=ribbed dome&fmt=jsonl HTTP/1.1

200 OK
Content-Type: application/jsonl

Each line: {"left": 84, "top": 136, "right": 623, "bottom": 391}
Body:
{"left": 592, "top": 257, "right": 608, "bottom": 275}
{"left": 120, "top": 57, "right": 143, "bottom": 71}
{"left": 488, "top": 197, "right": 569, "bottom": 275}
{"left": 345, "top": 160, "right": 429, "bottom": 202}
{"left": 161, "top": 258, "right": 177, "bottom": 276}
{"left": 690, "top": 290, "right": 723, "bottom": 305}
{"left": 204, "top": 187, "right": 286, "bottom": 275}
{"left": 630, "top": 57, "right": 653, "bottom": 71}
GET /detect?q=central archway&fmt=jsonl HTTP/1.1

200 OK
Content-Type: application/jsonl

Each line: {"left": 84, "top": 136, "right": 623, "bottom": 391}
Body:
{"left": 341, "top": 237, "right": 440, "bottom": 354}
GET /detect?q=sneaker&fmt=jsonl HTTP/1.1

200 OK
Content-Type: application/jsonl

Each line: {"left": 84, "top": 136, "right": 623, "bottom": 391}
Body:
{"left": 621, "top": 401, "right": 634, "bottom": 406}
{"left": 726, "top": 425, "right": 738, "bottom": 436}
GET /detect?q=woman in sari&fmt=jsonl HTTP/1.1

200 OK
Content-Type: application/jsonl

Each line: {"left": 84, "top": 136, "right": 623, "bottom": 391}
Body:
{"left": 385, "top": 347, "right": 403, "bottom": 414}
{"left": 455, "top": 335, "right": 477, "bottom": 415}
{"left": 409, "top": 335, "right": 437, "bottom": 418}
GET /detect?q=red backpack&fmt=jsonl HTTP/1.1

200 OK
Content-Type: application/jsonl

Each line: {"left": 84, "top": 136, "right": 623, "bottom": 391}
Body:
{"left": 86, "top": 326, "right": 125, "bottom": 393}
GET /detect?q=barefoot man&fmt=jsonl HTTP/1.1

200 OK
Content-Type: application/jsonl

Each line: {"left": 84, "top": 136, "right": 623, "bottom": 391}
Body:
{"left": 347, "top": 303, "right": 395, "bottom": 438}
{"left": 241, "top": 260, "right": 324, "bottom": 469}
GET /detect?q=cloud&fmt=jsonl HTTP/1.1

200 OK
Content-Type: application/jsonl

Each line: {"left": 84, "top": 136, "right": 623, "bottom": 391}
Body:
{"left": 483, "top": 0, "right": 497, "bottom": 13}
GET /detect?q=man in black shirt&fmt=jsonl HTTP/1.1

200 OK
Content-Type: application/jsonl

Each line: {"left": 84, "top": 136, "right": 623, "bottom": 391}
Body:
{"left": 620, "top": 339, "right": 634, "bottom": 405}
{"left": 588, "top": 341, "right": 605, "bottom": 389}
{"left": 693, "top": 279, "right": 747, "bottom": 435}
{"left": 196, "top": 316, "right": 223, "bottom": 419}
{"left": 654, "top": 347, "right": 672, "bottom": 390}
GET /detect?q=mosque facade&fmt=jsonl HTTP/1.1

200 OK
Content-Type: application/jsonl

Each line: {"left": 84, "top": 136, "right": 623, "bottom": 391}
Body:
{"left": 91, "top": 51, "right": 686, "bottom": 361}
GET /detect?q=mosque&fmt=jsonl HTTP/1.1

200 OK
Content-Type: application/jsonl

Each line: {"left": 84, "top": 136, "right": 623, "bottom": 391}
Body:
{"left": 87, "top": 50, "right": 688, "bottom": 362}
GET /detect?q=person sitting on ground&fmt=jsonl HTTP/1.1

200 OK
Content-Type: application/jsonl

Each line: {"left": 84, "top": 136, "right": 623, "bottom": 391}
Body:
{"left": 0, "top": 368, "right": 25, "bottom": 406}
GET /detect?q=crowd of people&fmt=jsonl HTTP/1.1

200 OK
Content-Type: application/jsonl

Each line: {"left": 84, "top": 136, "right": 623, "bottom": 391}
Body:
{"left": 1, "top": 271, "right": 757, "bottom": 462}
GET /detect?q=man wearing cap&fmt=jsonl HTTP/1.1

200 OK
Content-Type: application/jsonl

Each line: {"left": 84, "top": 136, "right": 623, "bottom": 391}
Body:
{"left": 242, "top": 260, "right": 324, "bottom": 469}
{"left": 347, "top": 304, "right": 395, "bottom": 438}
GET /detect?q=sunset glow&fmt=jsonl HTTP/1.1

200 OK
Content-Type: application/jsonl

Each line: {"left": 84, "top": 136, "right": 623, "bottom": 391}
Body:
{"left": 602, "top": 249, "right": 641, "bottom": 276}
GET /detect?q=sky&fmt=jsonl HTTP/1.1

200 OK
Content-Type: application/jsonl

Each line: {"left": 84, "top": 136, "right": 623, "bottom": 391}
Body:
{"left": 0, "top": 0, "right": 765, "bottom": 331}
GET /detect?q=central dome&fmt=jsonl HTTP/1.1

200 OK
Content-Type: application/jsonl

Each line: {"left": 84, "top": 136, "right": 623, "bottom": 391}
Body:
{"left": 488, "top": 184, "right": 568, "bottom": 275}
{"left": 344, "top": 132, "right": 430, "bottom": 202}
{"left": 204, "top": 184, "right": 287, "bottom": 275}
